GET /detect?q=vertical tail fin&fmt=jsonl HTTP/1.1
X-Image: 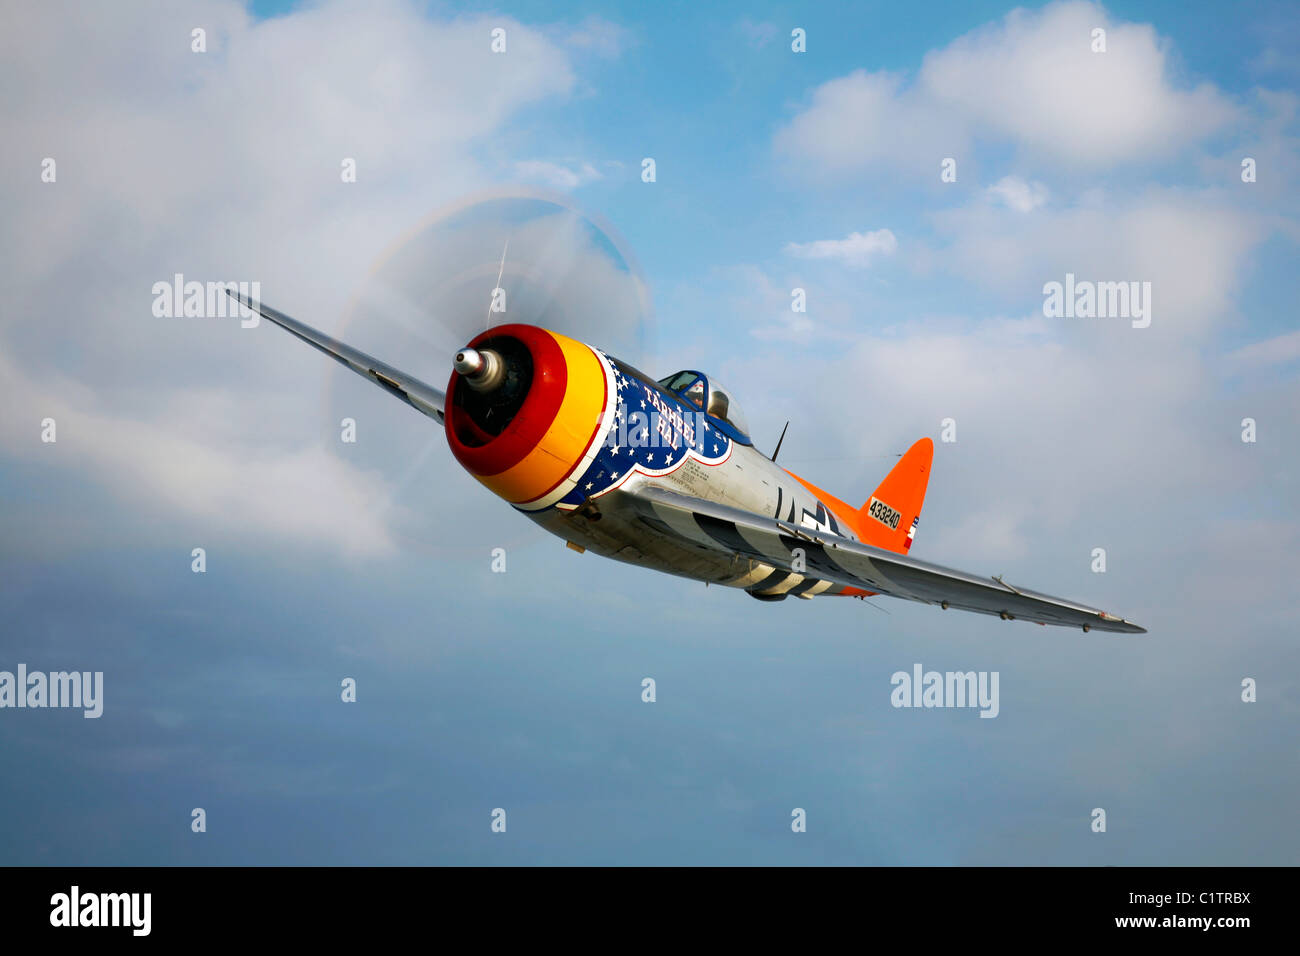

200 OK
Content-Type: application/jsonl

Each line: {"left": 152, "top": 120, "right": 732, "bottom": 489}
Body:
{"left": 857, "top": 437, "right": 933, "bottom": 554}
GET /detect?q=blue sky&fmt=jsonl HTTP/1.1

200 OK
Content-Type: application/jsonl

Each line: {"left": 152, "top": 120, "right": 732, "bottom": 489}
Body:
{"left": 1, "top": 0, "right": 1297, "bottom": 864}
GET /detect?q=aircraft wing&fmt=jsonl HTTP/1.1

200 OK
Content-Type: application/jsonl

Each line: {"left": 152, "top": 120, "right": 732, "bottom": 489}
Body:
{"left": 227, "top": 290, "right": 445, "bottom": 422}
{"left": 610, "top": 485, "right": 1146, "bottom": 633}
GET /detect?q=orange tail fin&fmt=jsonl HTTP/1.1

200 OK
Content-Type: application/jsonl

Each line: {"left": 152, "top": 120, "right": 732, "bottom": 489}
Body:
{"left": 856, "top": 437, "right": 933, "bottom": 553}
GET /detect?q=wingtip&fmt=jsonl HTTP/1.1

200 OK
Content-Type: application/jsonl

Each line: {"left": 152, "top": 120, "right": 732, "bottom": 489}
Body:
{"left": 224, "top": 287, "right": 255, "bottom": 309}
{"left": 1098, "top": 610, "right": 1146, "bottom": 634}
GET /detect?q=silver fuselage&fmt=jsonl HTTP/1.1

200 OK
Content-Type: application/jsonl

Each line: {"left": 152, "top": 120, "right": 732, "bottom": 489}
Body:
{"left": 528, "top": 430, "right": 860, "bottom": 599}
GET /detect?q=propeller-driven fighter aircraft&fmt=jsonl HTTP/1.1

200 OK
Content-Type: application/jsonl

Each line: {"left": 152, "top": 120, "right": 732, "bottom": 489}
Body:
{"left": 228, "top": 289, "right": 1144, "bottom": 634}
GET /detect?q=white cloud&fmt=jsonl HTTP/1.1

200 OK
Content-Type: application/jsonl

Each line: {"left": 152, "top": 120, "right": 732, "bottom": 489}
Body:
{"left": 565, "top": 15, "right": 629, "bottom": 58}
{"left": 0, "top": 0, "right": 580, "bottom": 556}
{"left": 784, "top": 229, "right": 898, "bottom": 267}
{"left": 918, "top": 1, "right": 1235, "bottom": 165}
{"left": 775, "top": 70, "right": 960, "bottom": 175}
{"left": 0, "top": 349, "right": 401, "bottom": 556}
{"left": 986, "top": 175, "right": 1048, "bottom": 212}
{"left": 1226, "top": 329, "right": 1300, "bottom": 369}
{"left": 738, "top": 19, "right": 779, "bottom": 50}
{"left": 1249, "top": 46, "right": 1300, "bottom": 77}
{"left": 776, "top": 0, "right": 1238, "bottom": 174}
{"left": 703, "top": 264, "right": 814, "bottom": 344}
{"left": 513, "top": 159, "right": 602, "bottom": 190}
{"left": 924, "top": 188, "right": 1262, "bottom": 337}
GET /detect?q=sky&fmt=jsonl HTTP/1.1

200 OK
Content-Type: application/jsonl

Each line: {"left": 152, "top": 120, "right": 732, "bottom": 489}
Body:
{"left": 0, "top": 0, "right": 1297, "bottom": 865}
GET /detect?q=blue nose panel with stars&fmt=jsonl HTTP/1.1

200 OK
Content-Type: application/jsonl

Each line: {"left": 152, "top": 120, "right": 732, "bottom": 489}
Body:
{"left": 555, "top": 351, "right": 732, "bottom": 510}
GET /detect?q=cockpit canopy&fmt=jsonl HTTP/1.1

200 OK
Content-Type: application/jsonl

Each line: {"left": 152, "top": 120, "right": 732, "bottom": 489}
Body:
{"left": 657, "top": 370, "right": 751, "bottom": 443}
